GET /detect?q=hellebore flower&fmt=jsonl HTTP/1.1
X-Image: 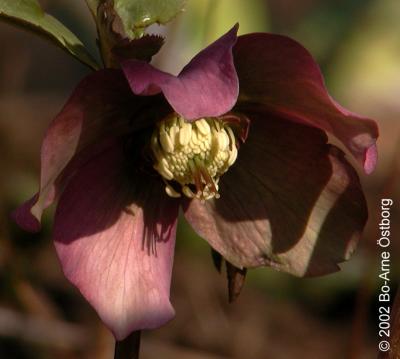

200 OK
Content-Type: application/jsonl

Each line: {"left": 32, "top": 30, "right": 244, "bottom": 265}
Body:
{"left": 13, "top": 25, "right": 378, "bottom": 340}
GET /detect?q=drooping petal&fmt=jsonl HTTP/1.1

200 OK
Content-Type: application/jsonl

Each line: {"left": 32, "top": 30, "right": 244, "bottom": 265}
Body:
{"left": 184, "top": 113, "right": 368, "bottom": 277}
{"left": 121, "top": 25, "right": 239, "bottom": 120}
{"left": 233, "top": 33, "right": 378, "bottom": 173}
{"left": 12, "top": 69, "right": 136, "bottom": 232}
{"left": 53, "top": 144, "right": 179, "bottom": 340}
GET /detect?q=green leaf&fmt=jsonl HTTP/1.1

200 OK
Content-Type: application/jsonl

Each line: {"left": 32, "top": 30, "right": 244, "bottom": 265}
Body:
{"left": 0, "top": 0, "right": 99, "bottom": 70}
{"left": 113, "top": 0, "right": 186, "bottom": 38}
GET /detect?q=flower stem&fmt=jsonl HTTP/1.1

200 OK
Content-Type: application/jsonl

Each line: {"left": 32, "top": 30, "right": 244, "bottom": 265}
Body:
{"left": 114, "top": 331, "right": 141, "bottom": 359}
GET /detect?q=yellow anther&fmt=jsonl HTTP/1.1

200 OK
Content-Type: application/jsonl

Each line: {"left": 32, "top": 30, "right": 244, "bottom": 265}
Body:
{"left": 165, "top": 183, "right": 181, "bottom": 198}
{"left": 157, "top": 158, "right": 174, "bottom": 180}
{"left": 195, "top": 118, "right": 211, "bottom": 136}
{"left": 160, "top": 130, "right": 174, "bottom": 153}
{"left": 182, "top": 185, "right": 195, "bottom": 198}
{"left": 228, "top": 146, "right": 238, "bottom": 166}
{"left": 217, "top": 131, "right": 229, "bottom": 150}
{"left": 151, "top": 114, "right": 238, "bottom": 200}
{"left": 179, "top": 123, "right": 192, "bottom": 146}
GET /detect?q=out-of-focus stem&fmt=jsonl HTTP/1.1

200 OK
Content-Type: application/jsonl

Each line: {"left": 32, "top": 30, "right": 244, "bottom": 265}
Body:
{"left": 114, "top": 331, "right": 141, "bottom": 359}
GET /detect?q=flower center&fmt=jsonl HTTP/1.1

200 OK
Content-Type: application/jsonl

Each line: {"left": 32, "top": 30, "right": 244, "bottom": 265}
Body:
{"left": 151, "top": 114, "right": 238, "bottom": 200}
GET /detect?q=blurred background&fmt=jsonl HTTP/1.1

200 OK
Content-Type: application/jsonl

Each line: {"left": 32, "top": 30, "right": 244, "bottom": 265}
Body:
{"left": 0, "top": 0, "right": 399, "bottom": 358}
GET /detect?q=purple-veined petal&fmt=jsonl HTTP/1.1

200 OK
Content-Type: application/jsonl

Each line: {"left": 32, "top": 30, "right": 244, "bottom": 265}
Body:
{"left": 121, "top": 25, "right": 239, "bottom": 120}
{"left": 12, "top": 69, "right": 135, "bottom": 232}
{"left": 233, "top": 33, "right": 378, "bottom": 173}
{"left": 53, "top": 144, "right": 179, "bottom": 340}
{"left": 184, "top": 113, "right": 368, "bottom": 277}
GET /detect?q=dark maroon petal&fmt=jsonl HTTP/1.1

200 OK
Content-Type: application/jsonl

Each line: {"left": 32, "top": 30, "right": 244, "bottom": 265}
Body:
{"left": 12, "top": 69, "right": 134, "bottom": 232}
{"left": 121, "top": 25, "right": 239, "bottom": 120}
{"left": 233, "top": 33, "right": 379, "bottom": 173}
{"left": 184, "top": 114, "right": 368, "bottom": 277}
{"left": 53, "top": 144, "right": 179, "bottom": 340}
{"left": 11, "top": 194, "right": 40, "bottom": 232}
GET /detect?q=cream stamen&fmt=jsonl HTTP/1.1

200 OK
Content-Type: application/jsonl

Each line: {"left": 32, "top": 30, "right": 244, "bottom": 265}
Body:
{"left": 151, "top": 114, "right": 238, "bottom": 200}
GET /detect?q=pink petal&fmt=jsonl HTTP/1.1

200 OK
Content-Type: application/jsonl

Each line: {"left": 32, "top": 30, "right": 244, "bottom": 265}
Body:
{"left": 233, "top": 33, "right": 379, "bottom": 173}
{"left": 12, "top": 70, "right": 134, "bottom": 232}
{"left": 184, "top": 113, "right": 368, "bottom": 277}
{"left": 121, "top": 25, "right": 239, "bottom": 120}
{"left": 53, "top": 145, "right": 179, "bottom": 340}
